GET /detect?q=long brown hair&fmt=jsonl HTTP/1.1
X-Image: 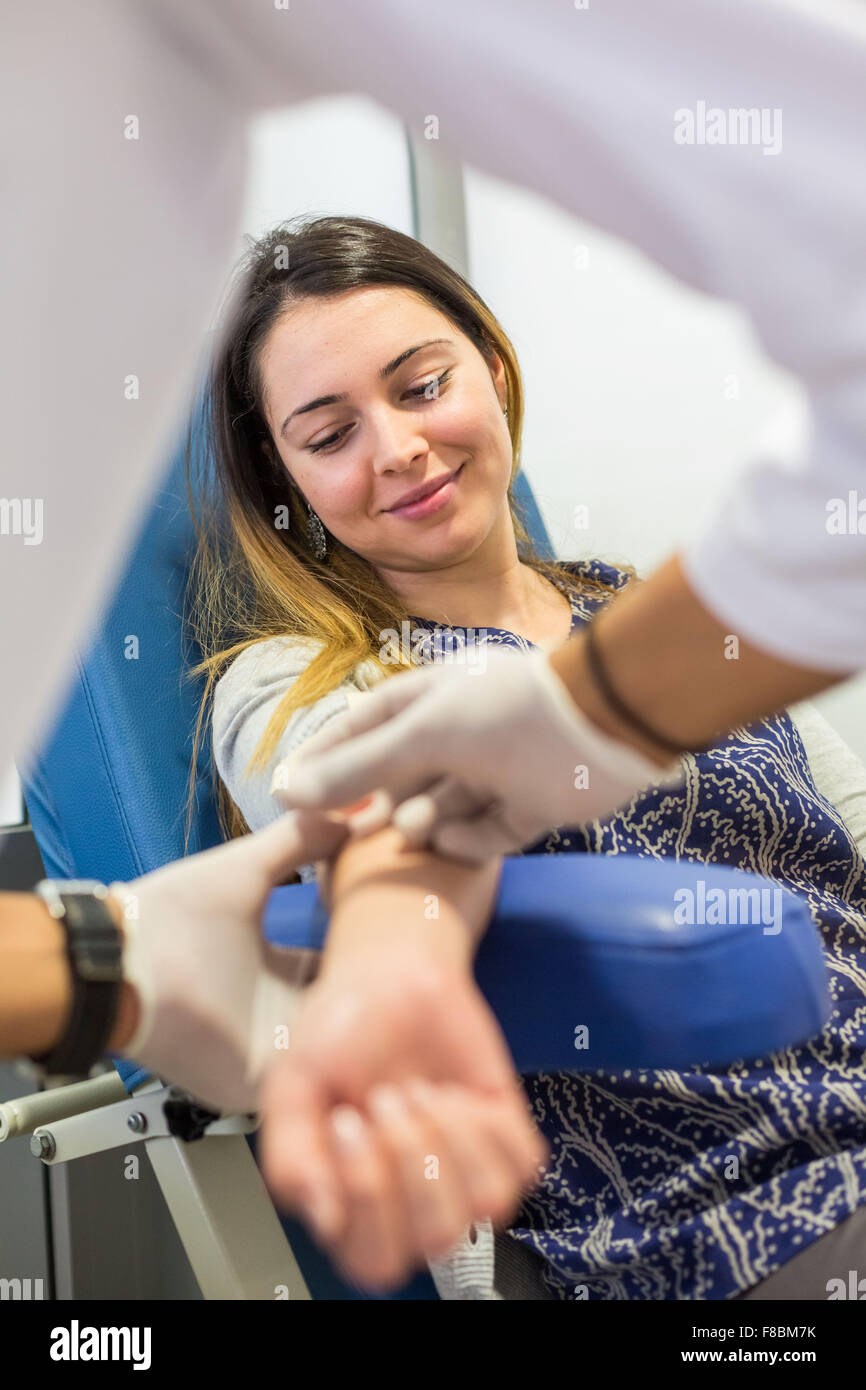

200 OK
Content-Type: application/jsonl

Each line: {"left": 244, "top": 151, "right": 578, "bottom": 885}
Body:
{"left": 183, "top": 214, "right": 635, "bottom": 853}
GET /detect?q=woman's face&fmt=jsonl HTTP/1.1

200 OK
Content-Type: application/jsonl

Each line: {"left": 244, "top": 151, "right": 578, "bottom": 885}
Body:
{"left": 258, "top": 286, "right": 513, "bottom": 574}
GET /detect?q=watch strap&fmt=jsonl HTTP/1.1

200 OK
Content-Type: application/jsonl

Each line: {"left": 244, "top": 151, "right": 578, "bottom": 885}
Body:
{"left": 29, "top": 883, "right": 123, "bottom": 1078}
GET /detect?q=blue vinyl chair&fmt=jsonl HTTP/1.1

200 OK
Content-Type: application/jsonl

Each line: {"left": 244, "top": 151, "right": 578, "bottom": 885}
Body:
{"left": 18, "top": 405, "right": 830, "bottom": 1300}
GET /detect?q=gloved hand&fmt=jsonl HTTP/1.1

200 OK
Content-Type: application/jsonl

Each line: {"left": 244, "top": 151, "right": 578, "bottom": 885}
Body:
{"left": 272, "top": 646, "right": 686, "bottom": 861}
{"left": 107, "top": 810, "right": 351, "bottom": 1114}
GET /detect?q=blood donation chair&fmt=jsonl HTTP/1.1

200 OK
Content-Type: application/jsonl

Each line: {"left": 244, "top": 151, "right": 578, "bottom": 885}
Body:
{"left": 8, "top": 409, "right": 830, "bottom": 1300}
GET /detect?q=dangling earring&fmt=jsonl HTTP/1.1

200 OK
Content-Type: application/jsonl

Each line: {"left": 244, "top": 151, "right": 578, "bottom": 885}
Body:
{"left": 503, "top": 404, "right": 509, "bottom": 421}
{"left": 306, "top": 501, "right": 328, "bottom": 561}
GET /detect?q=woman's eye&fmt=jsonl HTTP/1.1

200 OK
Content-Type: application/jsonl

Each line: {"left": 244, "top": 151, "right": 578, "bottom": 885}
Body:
{"left": 308, "top": 429, "right": 349, "bottom": 455}
{"left": 307, "top": 370, "right": 452, "bottom": 454}
{"left": 407, "top": 369, "right": 452, "bottom": 401}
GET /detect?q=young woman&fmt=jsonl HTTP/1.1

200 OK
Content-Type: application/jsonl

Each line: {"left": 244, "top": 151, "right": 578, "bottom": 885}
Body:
{"left": 186, "top": 214, "right": 866, "bottom": 1301}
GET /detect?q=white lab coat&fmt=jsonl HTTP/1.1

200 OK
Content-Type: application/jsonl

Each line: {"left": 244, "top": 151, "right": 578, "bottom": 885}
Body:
{"left": 2, "top": 0, "right": 865, "bottom": 783}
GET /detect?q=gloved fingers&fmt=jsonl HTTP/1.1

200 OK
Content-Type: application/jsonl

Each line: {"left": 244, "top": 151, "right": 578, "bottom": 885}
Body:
{"left": 242, "top": 808, "right": 352, "bottom": 886}
{"left": 272, "top": 666, "right": 440, "bottom": 781}
{"left": 429, "top": 810, "right": 521, "bottom": 862}
{"left": 245, "top": 971, "right": 305, "bottom": 1087}
{"left": 392, "top": 777, "right": 491, "bottom": 848}
{"left": 273, "top": 704, "right": 369, "bottom": 773}
{"left": 258, "top": 1058, "right": 346, "bottom": 1242}
{"left": 273, "top": 710, "right": 441, "bottom": 814}
{"left": 111, "top": 908, "right": 157, "bottom": 1060}
{"left": 285, "top": 713, "right": 355, "bottom": 764}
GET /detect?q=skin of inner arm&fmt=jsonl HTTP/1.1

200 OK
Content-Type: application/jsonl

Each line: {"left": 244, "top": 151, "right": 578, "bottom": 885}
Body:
{"left": 316, "top": 823, "right": 504, "bottom": 979}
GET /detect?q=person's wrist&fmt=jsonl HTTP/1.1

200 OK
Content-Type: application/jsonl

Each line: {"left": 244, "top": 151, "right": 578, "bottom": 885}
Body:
{"left": 318, "top": 930, "right": 463, "bottom": 1017}
{"left": 320, "top": 895, "right": 476, "bottom": 983}
{"left": 548, "top": 634, "right": 675, "bottom": 768}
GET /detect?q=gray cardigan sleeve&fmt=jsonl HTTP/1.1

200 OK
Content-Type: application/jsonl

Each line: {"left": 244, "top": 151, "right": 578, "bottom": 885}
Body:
{"left": 212, "top": 636, "right": 383, "bottom": 881}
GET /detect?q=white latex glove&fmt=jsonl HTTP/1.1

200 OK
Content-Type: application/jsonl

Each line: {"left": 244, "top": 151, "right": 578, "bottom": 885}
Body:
{"left": 271, "top": 647, "right": 686, "bottom": 862}
{"left": 107, "top": 810, "right": 351, "bottom": 1114}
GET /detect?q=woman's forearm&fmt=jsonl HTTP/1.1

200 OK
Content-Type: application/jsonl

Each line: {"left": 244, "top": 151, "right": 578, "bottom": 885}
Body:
{"left": 317, "top": 825, "right": 503, "bottom": 978}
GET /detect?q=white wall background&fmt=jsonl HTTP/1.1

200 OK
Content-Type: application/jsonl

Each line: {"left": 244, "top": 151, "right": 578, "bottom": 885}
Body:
{"left": 229, "top": 95, "right": 414, "bottom": 296}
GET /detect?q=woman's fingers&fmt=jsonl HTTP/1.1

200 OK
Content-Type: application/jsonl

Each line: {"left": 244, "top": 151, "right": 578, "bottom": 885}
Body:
{"left": 476, "top": 1082, "right": 551, "bottom": 1192}
{"left": 400, "top": 1073, "right": 522, "bottom": 1228}
{"left": 463, "top": 1086, "right": 550, "bottom": 1212}
{"left": 323, "top": 1103, "right": 414, "bottom": 1291}
{"left": 365, "top": 1082, "right": 473, "bottom": 1263}
{"left": 271, "top": 1076, "right": 550, "bottom": 1292}
{"left": 257, "top": 1060, "right": 346, "bottom": 1242}
{"left": 355, "top": 1079, "right": 547, "bottom": 1279}
{"left": 402, "top": 1078, "right": 535, "bottom": 1229}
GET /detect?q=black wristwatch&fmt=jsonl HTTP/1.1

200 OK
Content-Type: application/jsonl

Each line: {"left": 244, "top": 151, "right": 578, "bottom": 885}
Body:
{"left": 28, "top": 880, "right": 124, "bottom": 1079}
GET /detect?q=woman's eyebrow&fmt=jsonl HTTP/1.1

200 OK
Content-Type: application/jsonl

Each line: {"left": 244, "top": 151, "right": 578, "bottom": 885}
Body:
{"left": 280, "top": 338, "right": 454, "bottom": 438}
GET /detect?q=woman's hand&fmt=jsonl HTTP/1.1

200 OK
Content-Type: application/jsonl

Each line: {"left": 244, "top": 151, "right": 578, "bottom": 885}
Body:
{"left": 258, "top": 941, "right": 548, "bottom": 1292}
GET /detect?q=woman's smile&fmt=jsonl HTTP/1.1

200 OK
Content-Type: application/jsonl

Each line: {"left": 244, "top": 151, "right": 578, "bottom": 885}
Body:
{"left": 384, "top": 462, "right": 465, "bottom": 521}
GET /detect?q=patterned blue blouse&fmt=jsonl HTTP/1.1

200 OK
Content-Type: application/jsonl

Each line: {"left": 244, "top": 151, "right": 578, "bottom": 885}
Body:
{"left": 409, "top": 557, "right": 866, "bottom": 1301}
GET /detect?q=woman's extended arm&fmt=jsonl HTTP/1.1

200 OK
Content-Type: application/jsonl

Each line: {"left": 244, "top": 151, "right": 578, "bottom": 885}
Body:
{"left": 258, "top": 824, "right": 547, "bottom": 1293}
